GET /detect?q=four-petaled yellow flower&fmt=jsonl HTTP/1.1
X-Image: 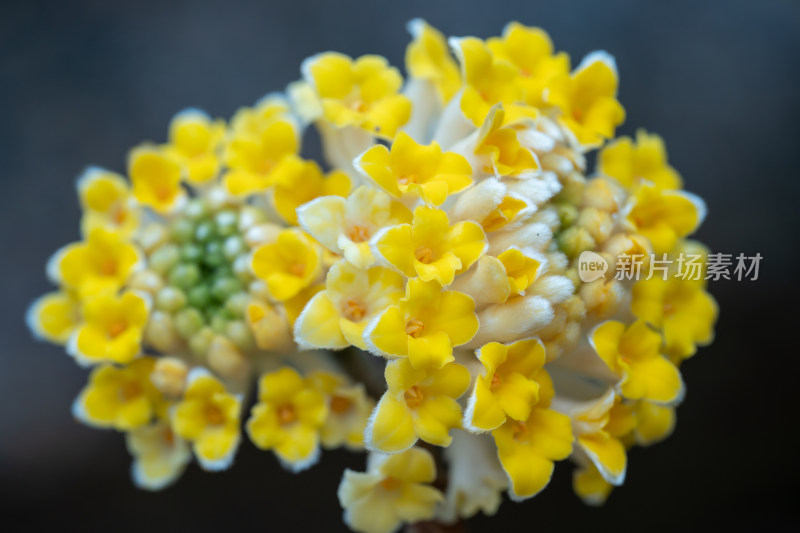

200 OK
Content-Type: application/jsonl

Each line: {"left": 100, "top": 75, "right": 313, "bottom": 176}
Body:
{"left": 303, "top": 52, "right": 411, "bottom": 139}
{"left": 171, "top": 369, "right": 242, "bottom": 471}
{"left": 270, "top": 155, "right": 351, "bottom": 224}
{"left": 626, "top": 184, "right": 705, "bottom": 254}
{"left": 129, "top": 146, "right": 185, "bottom": 213}
{"left": 374, "top": 206, "right": 486, "bottom": 286}
{"left": 27, "top": 290, "right": 81, "bottom": 345}
{"left": 295, "top": 260, "right": 404, "bottom": 350}
{"left": 464, "top": 338, "right": 547, "bottom": 432}
{"left": 69, "top": 290, "right": 149, "bottom": 366}
{"left": 367, "top": 358, "right": 470, "bottom": 453}
{"left": 491, "top": 363, "right": 572, "bottom": 500}
{"left": 308, "top": 371, "right": 375, "bottom": 450}
{"left": 356, "top": 131, "right": 473, "bottom": 206}
{"left": 77, "top": 168, "right": 139, "bottom": 236}
{"left": 246, "top": 367, "right": 328, "bottom": 471}
{"left": 591, "top": 319, "right": 683, "bottom": 404}
{"left": 73, "top": 357, "right": 162, "bottom": 430}
{"left": 632, "top": 274, "right": 717, "bottom": 360}
{"left": 298, "top": 185, "right": 412, "bottom": 269}
{"left": 126, "top": 420, "right": 192, "bottom": 491}
{"left": 163, "top": 109, "right": 226, "bottom": 185}
{"left": 50, "top": 228, "right": 142, "bottom": 298}
{"left": 474, "top": 105, "right": 539, "bottom": 178}
{"left": 547, "top": 52, "right": 625, "bottom": 147}
{"left": 366, "top": 278, "right": 478, "bottom": 369}
{"left": 224, "top": 118, "right": 299, "bottom": 195}
{"left": 251, "top": 228, "right": 321, "bottom": 301}
{"left": 405, "top": 18, "right": 461, "bottom": 103}
{"left": 599, "top": 129, "right": 683, "bottom": 190}
{"left": 338, "top": 447, "right": 443, "bottom": 533}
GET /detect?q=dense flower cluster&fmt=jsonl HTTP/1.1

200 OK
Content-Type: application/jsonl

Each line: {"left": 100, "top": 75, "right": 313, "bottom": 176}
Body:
{"left": 28, "top": 20, "right": 717, "bottom": 532}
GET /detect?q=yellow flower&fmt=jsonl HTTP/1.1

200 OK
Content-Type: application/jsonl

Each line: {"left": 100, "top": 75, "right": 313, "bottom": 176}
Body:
{"left": 171, "top": 369, "right": 242, "bottom": 471}
{"left": 487, "top": 22, "right": 570, "bottom": 108}
{"left": 573, "top": 461, "right": 614, "bottom": 506}
{"left": 69, "top": 290, "right": 150, "bottom": 366}
{"left": 632, "top": 275, "right": 717, "bottom": 360}
{"left": 49, "top": 228, "right": 142, "bottom": 298}
{"left": 497, "top": 248, "right": 541, "bottom": 295}
{"left": 230, "top": 95, "right": 292, "bottom": 137}
{"left": 126, "top": 421, "right": 192, "bottom": 490}
{"left": 308, "top": 372, "right": 375, "bottom": 450}
{"left": 480, "top": 195, "right": 531, "bottom": 232}
{"left": 547, "top": 52, "right": 625, "bottom": 147}
{"left": 464, "top": 338, "right": 547, "bottom": 432}
{"left": 405, "top": 19, "right": 461, "bottom": 103}
{"left": 162, "top": 109, "right": 226, "bottom": 185}
{"left": 572, "top": 391, "right": 636, "bottom": 486}
{"left": 128, "top": 146, "right": 185, "bottom": 213}
{"left": 270, "top": 155, "right": 351, "bottom": 224}
{"left": 72, "top": 357, "right": 162, "bottom": 430}
{"left": 492, "top": 407, "right": 573, "bottom": 500}
{"left": 626, "top": 184, "right": 705, "bottom": 253}
{"left": 474, "top": 105, "right": 539, "bottom": 178}
{"left": 374, "top": 206, "right": 486, "bottom": 286}
{"left": 27, "top": 290, "right": 81, "bottom": 345}
{"left": 246, "top": 367, "right": 327, "bottom": 471}
{"left": 633, "top": 399, "right": 676, "bottom": 445}
{"left": 599, "top": 130, "right": 682, "bottom": 190}
{"left": 356, "top": 131, "right": 473, "bottom": 206}
{"left": 366, "top": 359, "right": 469, "bottom": 453}
{"left": 251, "top": 228, "right": 321, "bottom": 301}
{"left": 294, "top": 260, "right": 404, "bottom": 350}
{"left": 451, "top": 37, "right": 524, "bottom": 126}
{"left": 338, "top": 447, "right": 443, "bottom": 533}
{"left": 297, "top": 185, "right": 412, "bottom": 269}
{"left": 302, "top": 52, "right": 411, "bottom": 139}
{"left": 77, "top": 168, "right": 139, "bottom": 236}
{"left": 223, "top": 118, "right": 299, "bottom": 195}
{"left": 365, "top": 278, "right": 478, "bottom": 369}
{"left": 590, "top": 320, "right": 683, "bottom": 404}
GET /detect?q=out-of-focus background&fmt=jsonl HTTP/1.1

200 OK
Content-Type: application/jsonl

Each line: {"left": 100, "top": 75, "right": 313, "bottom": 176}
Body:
{"left": 1, "top": 0, "right": 798, "bottom": 530}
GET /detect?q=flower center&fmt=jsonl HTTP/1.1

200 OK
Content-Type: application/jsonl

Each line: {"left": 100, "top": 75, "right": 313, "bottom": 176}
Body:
{"left": 277, "top": 403, "right": 297, "bottom": 425}
{"left": 414, "top": 247, "right": 433, "bottom": 263}
{"left": 119, "top": 382, "right": 141, "bottom": 401}
{"left": 405, "top": 318, "right": 424, "bottom": 338}
{"left": 107, "top": 321, "right": 128, "bottom": 338}
{"left": 99, "top": 259, "right": 117, "bottom": 276}
{"left": 330, "top": 395, "right": 352, "bottom": 414}
{"left": 397, "top": 174, "right": 418, "bottom": 185}
{"left": 342, "top": 299, "right": 366, "bottom": 322}
{"left": 379, "top": 476, "right": 402, "bottom": 491}
{"left": 512, "top": 420, "right": 529, "bottom": 442}
{"left": 490, "top": 373, "right": 502, "bottom": 390}
{"left": 289, "top": 262, "right": 306, "bottom": 277}
{"left": 205, "top": 405, "right": 225, "bottom": 425}
{"left": 404, "top": 386, "right": 424, "bottom": 409}
{"left": 346, "top": 224, "right": 370, "bottom": 243}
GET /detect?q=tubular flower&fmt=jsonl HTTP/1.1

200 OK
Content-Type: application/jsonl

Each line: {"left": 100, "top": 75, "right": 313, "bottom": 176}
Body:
{"left": 171, "top": 369, "right": 242, "bottom": 471}
{"left": 163, "top": 109, "right": 226, "bottom": 185}
{"left": 77, "top": 168, "right": 139, "bottom": 236}
{"left": 295, "top": 260, "right": 404, "bottom": 350}
{"left": 338, "top": 447, "right": 443, "bottom": 533}
{"left": 599, "top": 129, "right": 683, "bottom": 190}
{"left": 366, "top": 358, "right": 470, "bottom": 452}
{"left": 302, "top": 52, "right": 411, "bottom": 139}
{"left": 69, "top": 290, "right": 150, "bottom": 366}
{"left": 246, "top": 367, "right": 327, "bottom": 471}
{"left": 590, "top": 320, "right": 683, "bottom": 404}
{"left": 72, "top": 357, "right": 162, "bottom": 431}
{"left": 298, "top": 185, "right": 412, "bottom": 269}
{"left": 356, "top": 131, "right": 473, "bottom": 206}
{"left": 374, "top": 206, "right": 487, "bottom": 286}
{"left": 365, "top": 277, "right": 478, "bottom": 369}
{"left": 29, "top": 20, "right": 717, "bottom": 531}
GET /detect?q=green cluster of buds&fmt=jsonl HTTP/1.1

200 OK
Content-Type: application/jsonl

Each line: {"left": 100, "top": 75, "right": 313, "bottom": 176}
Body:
{"left": 148, "top": 198, "right": 256, "bottom": 355}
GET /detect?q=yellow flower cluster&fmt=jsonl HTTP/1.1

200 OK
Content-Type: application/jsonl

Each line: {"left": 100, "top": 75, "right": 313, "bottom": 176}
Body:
{"left": 28, "top": 18, "right": 717, "bottom": 532}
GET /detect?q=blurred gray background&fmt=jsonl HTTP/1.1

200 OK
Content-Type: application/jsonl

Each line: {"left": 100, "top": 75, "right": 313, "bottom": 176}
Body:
{"left": 1, "top": 0, "right": 798, "bottom": 531}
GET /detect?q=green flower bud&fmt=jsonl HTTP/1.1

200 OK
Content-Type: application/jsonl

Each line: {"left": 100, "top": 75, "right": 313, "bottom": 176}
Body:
{"left": 168, "top": 263, "right": 201, "bottom": 289}
{"left": 155, "top": 286, "right": 187, "bottom": 312}
{"left": 174, "top": 307, "right": 205, "bottom": 337}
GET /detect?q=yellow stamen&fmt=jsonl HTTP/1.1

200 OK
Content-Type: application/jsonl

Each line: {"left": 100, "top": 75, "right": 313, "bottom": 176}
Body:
{"left": 205, "top": 405, "right": 225, "bottom": 425}
{"left": 404, "top": 385, "right": 424, "bottom": 408}
{"left": 405, "top": 318, "right": 424, "bottom": 338}
{"left": 414, "top": 247, "right": 433, "bottom": 263}
{"left": 330, "top": 395, "right": 352, "bottom": 414}
{"left": 342, "top": 299, "right": 366, "bottom": 322}
{"left": 346, "top": 225, "right": 370, "bottom": 243}
{"left": 277, "top": 403, "right": 297, "bottom": 425}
